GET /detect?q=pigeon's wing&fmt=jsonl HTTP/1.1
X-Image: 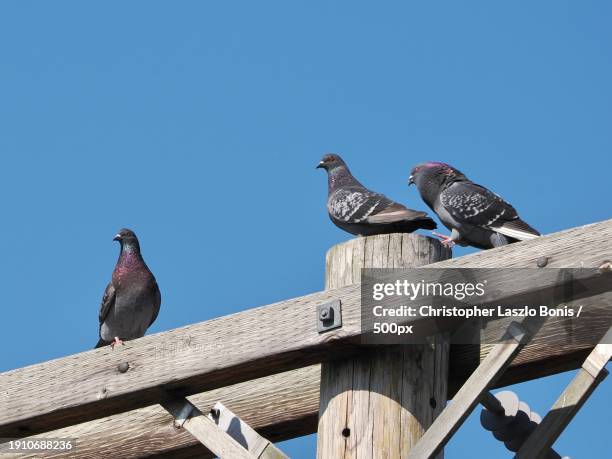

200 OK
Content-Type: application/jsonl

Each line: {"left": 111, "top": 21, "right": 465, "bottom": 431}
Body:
{"left": 330, "top": 187, "right": 431, "bottom": 225}
{"left": 440, "top": 182, "right": 539, "bottom": 239}
{"left": 328, "top": 187, "right": 383, "bottom": 223}
{"left": 148, "top": 280, "right": 161, "bottom": 328}
{"left": 98, "top": 281, "right": 116, "bottom": 326}
{"left": 366, "top": 202, "right": 432, "bottom": 224}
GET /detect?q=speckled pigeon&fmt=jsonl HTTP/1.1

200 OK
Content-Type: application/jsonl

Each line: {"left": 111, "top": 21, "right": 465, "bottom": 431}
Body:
{"left": 408, "top": 162, "right": 540, "bottom": 249}
{"left": 95, "top": 228, "right": 161, "bottom": 348}
{"left": 317, "top": 153, "right": 436, "bottom": 236}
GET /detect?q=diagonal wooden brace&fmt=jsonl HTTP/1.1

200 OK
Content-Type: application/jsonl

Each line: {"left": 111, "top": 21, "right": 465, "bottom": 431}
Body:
{"left": 161, "top": 398, "right": 255, "bottom": 459}
{"left": 407, "top": 321, "right": 529, "bottom": 459}
{"left": 161, "top": 398, "right": 289, "bottom": 459}
{"left": 208, "top": 401, "right": 289, "bottom": 459}
{"left": 515, "top": 327, "right": 612, "bottom": 459}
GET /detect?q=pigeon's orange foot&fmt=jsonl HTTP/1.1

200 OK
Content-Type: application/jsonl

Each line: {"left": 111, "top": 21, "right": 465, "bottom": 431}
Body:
{"left": 432, "top": 231, "right": 456, "bottom": 248}
{"left": 110, "top": 337, "right": 125, "bottom": 348}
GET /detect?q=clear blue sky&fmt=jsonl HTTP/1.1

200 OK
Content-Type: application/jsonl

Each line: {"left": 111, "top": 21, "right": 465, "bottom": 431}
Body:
{"left": 0, "top": 1, "right": 610, "bottom": 457}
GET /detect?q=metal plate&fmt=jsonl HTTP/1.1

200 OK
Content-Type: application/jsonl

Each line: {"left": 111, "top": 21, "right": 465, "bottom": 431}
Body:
{"left": 317, "top": 299, "right": 342, "bottom": 333}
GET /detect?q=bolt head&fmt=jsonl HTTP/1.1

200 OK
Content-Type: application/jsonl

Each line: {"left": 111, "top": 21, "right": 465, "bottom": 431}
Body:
{"left": 117, "top": 362, "right": 129, "bottom": 373}
{"left": 536, "top": 256, "right": 549, "bottom": 268}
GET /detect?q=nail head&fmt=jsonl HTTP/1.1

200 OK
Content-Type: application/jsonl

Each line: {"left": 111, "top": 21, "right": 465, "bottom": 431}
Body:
{"left": 536, "top": 256, "right": 549, "bottom": 268}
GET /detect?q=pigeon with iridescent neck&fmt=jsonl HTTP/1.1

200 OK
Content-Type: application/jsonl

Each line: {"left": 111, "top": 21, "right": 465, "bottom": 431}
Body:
{"left": 95, "top": 228, "right": 161, "bottom": 348}
{"left": 317, "top": 153, "right": 436, "bottom": 236}
{"left": 409, "top": 162, "right": 540, "bottom": 249}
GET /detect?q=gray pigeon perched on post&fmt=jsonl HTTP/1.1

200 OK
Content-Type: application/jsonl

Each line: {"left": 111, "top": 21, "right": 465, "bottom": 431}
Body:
{"left": 408, "top": 162, "right": 540, "bottom": 249}
{"left": 95, "top": 228, "right": 161, "bottom": 348}
{"left": 317, "top": 153, "right": 436, "bottom": 236}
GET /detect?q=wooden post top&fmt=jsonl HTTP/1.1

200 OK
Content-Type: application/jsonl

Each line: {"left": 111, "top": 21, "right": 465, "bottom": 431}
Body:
{"left": 325, "top": 233, "right": 451, "bottom": 289}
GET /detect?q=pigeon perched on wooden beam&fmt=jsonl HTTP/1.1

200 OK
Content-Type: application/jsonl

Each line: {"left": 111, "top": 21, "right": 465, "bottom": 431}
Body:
{"left": 317, "top": 153, "right": 436, "bottom": 236}
{"left": 95, "top": 228, "right": 161, "bottom": 348}
{"left": 408, "top": 162, "right": 540, "bottom": 249}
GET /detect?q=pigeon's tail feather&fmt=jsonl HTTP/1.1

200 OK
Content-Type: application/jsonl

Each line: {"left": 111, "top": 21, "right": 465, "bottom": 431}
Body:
{"left": 366, "top": 210, "right": 437, "bottom": 232}
{"left": 493, "top": 218, "right": 540, "bottom": 241}
{"left": 95, "top": 338, "right": 107, "bottom": 349}
{"left": 366, "top": 206, "right": 437, "bottom": 228}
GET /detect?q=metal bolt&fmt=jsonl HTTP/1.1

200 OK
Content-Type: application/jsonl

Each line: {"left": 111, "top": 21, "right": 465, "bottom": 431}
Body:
{"left": 317, "top": 299, "right": 342, "bottom": 333}
{"left": 117, "top": 362, "right": 129, "bottom": 373}
{"left": 536, "top": 256, "right": 549, "bottom": 268}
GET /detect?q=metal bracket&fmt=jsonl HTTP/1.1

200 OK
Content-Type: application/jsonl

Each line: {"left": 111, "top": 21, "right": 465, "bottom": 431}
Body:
{"left": 173, "top": 400, "right": 195, "bottom": 429}
{"left": 317, "top": 299, "right": 342, "bottom": 333}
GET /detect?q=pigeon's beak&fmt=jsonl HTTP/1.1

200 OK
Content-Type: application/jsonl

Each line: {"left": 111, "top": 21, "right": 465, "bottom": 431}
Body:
{"left": 408, "top": 175, "right": 415, "bottom": 186}
{"left": 316, "top": 161, "right": 325, "bottom": 169}
{"left": 113, "top": 234, "right": 122, "bottom": 242}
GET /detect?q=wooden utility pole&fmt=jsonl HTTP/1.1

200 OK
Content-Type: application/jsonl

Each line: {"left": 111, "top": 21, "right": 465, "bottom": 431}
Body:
{"left": 317, "top": 233, "right": 451, "bottom": 458}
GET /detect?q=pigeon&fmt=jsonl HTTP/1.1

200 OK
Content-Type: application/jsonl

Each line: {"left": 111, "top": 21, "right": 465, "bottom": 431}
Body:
{"left": 95, "top": 228, "right": 161, "bottom": 348}
{"left": 317, "top": 153, "right": 436, "bottom": 236}
{"left": 408, "top": 162, "right": 540, "bottom": 249}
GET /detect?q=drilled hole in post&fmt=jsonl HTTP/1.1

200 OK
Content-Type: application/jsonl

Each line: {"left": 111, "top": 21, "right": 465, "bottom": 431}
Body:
{"left": 429, "top": 397, "right": 437, "bottom": 409}
{"left": 341, "top": 427, "right": 351, "bottom": 438}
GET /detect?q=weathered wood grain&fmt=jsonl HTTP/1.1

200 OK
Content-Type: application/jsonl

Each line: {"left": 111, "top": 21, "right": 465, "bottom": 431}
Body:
{"left": 2, "top": 220, "right": 612, "bottom": 457}
{"left": 2, "top": 366, "right": 321, "bottom": 459}
{"left": 317, "top": 234, "right": 450, "bottom": 458}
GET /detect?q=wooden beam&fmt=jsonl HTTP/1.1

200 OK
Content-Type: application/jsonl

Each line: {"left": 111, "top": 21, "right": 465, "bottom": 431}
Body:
{"left": 0, "top": 221, "right": 612, "bottom": 444}
{"left": 6, "top": 346, "right": 595, "bottom": 459}
{"left": 3, "top": 366, "right": 321, "bottom": 459}
{"left": 515, "top": 328, "right": 612, "bottom": 459}
{"left": 406, "top": 322, "right": 528, "bottom": 459}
